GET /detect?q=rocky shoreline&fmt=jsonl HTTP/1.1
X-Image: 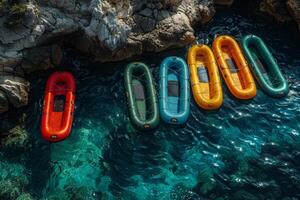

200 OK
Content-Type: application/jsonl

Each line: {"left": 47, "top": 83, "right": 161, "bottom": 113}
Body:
{"left": 1, "top": 0, "right": 216, "bottom": 114}
{"left": 0, "top": 0, "right": 300, "bottom": 115}
{"left": 0, "top": 0, "right": 299, "bottom": 115}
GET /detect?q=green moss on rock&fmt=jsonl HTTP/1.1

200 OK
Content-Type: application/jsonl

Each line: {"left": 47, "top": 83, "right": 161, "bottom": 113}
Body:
{"left": 0, "top": 114, "right": 29, "bottom": 150}
{"left": 2, "top": 1, "right": 39, "bottom": 28}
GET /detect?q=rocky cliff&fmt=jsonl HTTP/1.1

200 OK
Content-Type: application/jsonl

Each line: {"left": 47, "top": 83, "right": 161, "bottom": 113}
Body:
{"left": 0, "top": 0, "right": 300, "bottom": 115}
{"left": 260, "top": 0, "right": 300, "bottom": 29}
{"left": 0, "top": 0, "right": 215, "bottom": 113}
{"left": 287, "top": 0, "right": 300, "bottom": 29}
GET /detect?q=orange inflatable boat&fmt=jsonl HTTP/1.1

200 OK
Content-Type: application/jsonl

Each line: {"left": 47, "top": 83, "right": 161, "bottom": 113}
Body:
{"left": 188, "top": 45, "right": 223, "bottom": 110}
{"left": 41, "top": 71, "right": 76, "bottom": 142}
{"left": 212, "top": 35, "right": 256, "bottom": 99}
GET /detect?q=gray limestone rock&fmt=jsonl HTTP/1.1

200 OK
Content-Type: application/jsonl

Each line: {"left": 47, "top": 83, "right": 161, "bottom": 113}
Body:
{"left": 0, "top": 0, "right": 216, "bottom": 113}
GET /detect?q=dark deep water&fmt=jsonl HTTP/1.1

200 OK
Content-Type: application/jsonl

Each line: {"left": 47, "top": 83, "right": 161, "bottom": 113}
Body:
{"left": 1, "top": 6, "right": 300, "bottom": 200}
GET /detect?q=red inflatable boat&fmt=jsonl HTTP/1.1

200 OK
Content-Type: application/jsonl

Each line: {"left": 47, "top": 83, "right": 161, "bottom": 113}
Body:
{"left": 41, "top": 71, "right": 76, "bottom": 142}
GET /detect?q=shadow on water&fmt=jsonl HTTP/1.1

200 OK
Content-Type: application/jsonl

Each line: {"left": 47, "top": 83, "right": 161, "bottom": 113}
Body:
{"left": 22, "top": 71, "right": 52, "bottom": 195}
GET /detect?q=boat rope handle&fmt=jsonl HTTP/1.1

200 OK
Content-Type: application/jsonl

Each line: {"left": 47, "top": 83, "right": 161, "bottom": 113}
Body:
{"left": 267, "top": 76, "right": 282, "bottom": 85}
{"left": 50, "top": 88, "right": 73, "bottom": 92}
{"left": 167, "top": 67, "right": 184, "bottom": 75}
{"left": 130, "top": 72, "right": 149, "bottom": 82}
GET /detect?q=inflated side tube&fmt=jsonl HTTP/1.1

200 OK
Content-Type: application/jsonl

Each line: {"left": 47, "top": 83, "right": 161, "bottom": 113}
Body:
{"left": 125, "top": 62, "right": 159, "bottom": 130}
{"left": 159, "top": 56, "right": 190, "bottom": 124}
{"left": 241, "top": 34, "right": 289, "bottom": 97}
{"left": 41, "top": 71, "right": 76, "bottom": 142}
{"left": 213, "top": 35, "right": 257, "bottom": 99}
{"left": 188, "top": 44, "right": 223, "bottom": 110}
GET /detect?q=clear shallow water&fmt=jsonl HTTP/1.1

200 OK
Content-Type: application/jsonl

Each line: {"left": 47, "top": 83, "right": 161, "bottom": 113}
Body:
{"left": 1, "top": 8, "right": 300, "bottom": 200}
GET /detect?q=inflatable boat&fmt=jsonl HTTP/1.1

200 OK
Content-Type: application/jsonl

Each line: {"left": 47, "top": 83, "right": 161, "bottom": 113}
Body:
{"left": 241, "top": 35, "right": 289, "bottom": 97}
{"left": 159, "top": 56, "right": 190, "bottom": 124}
{"left": 125, "top": 62, "right": 159, "bottom": 130}
{"left": 188, "top": 45, "right": 223, "bottom": 110}
{"left": 41, "top": 71, "right": 76, "bottom": 142}
{"left": 213, "top": 35, "right": 257, "bottom": 99}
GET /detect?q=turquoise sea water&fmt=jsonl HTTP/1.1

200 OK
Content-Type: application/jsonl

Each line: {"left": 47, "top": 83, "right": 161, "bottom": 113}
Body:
{"left": 1, "top": 6, "right": 300, "bottom": 200}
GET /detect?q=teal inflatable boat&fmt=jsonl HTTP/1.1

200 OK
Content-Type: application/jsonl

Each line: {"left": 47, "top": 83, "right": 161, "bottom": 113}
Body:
{"left": 241, "top": 35, "right": 289, "bottom": 97}
{"left": 159, "top": 56, "right": 190, "bottom": 124}
{"left": 124, "top": 62, "right": 159, "bottom": 130}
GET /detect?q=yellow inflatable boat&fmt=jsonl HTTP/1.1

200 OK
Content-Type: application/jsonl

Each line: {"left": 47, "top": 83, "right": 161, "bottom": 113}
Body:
{"left": 212, "top": 35, "right": 256, "bottom": 99}
{"left": 188, "top": 45, "right": 223, "bottom": 110}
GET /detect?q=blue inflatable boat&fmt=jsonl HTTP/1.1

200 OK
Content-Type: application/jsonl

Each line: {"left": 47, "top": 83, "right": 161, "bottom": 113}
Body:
{"left": 159, "top": 56, "right": 190, "bottom": 124}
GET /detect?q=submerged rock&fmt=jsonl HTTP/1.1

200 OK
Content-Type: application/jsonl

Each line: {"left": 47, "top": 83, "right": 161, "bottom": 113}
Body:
{"left": 0, "top": 114, "right": 29, "bottom": 150}
{"left": 260, "top": 0, "right": 292, "bottom": 23}
{"left": 0, "top": 165, "right": 36, "bottom": 200}
{"left": 0, "top": 125, "right": 29, "bottom": 150}
{"left": 287, "top": 0, "right": 300, "bottom": 30}
{"left": 259, "top": 0, "right": 300, "bottom": 30}
{"left": 0, "top": 179, "right": 35, "bottom": 200}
